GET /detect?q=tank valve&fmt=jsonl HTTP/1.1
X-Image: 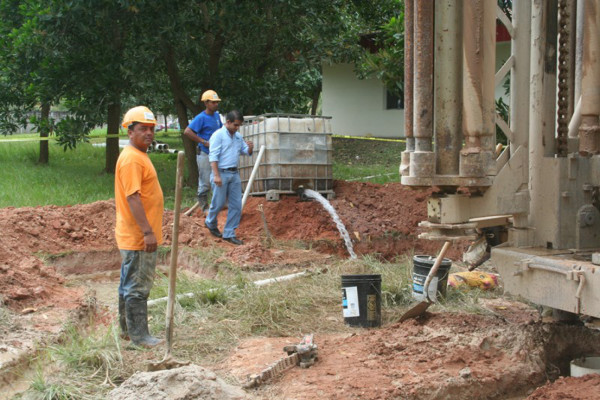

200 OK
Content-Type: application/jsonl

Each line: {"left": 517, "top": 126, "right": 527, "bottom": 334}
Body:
{"left": 295, "top": 186, "right": 310, "bottom": 202}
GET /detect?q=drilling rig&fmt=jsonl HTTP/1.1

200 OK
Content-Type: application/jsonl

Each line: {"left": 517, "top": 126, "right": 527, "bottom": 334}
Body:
{"left": 401, "top": 0, "right": 600, "bottom": 318}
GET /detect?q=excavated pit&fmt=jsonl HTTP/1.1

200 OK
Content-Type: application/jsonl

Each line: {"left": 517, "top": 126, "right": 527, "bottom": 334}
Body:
{"left": 219, "top": 309, "right": 600, "bottom": 400}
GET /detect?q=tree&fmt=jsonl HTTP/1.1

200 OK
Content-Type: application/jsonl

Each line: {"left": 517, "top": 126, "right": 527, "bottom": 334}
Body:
{"left": 131, "top": 0, "right": 395, "bottom": 185}
{"left": 36, "top": 0, "right": 134, "bottom": 173}
{"left": 0, "top": 0, "right": 61, "bottom": 164}
{"left": 355, "top": 1, "right": 404, "bottom": 97}
{"left": 2, "top": 0, "right": 399, "bottom": 181}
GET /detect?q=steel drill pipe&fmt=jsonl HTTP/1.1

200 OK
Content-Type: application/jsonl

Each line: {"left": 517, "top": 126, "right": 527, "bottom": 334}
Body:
{"left": 435, "top": 0, "right": 463, "bottom": 176}
{"left": 460, "top": 0, "right": 496, "bottom": 178}
{"left": 510, "top": 0, "right": 532, "bottom": 155}
{"left": 413, "top": 0, "right": 434, "bottom": 152}
{"left": 400, "top": 0, "right": 415, "bottom": 177}
{"left": 408, "top": 0, "right": 435, "bottom": 180}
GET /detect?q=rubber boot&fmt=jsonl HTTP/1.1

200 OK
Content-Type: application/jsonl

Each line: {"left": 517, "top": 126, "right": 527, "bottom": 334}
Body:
{"left": 118, "top": 295, "right": 129, "bottom": 340}
{"left": 198, "top": 195, "right": 208, "bottom": 213}
{"left": 125, "top": 298, "right": 164, "bottom": 348}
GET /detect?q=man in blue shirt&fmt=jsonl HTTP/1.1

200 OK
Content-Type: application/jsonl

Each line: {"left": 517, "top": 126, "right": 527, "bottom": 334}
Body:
{"left": 205, "top": 110, "right": 254, "bottom": 245}
{"left": 183, "top": 90, "right": 223, "bottom": 213}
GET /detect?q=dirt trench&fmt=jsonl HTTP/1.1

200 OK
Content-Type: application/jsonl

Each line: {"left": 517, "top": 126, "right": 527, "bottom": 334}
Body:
{"left": 219, "top": 309, "right": 600, "bottom": 400}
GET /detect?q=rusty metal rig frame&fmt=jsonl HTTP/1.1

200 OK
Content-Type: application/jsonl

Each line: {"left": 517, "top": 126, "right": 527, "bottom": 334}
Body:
{"left": 401, "top": 0, "right": 600, "bottom": 317}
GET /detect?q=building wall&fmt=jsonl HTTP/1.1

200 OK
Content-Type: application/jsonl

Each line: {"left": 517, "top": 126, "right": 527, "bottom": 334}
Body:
{"left": 321, "top": 43, "right": 511, "bottom": 139}
{"left": 322, "top": 63, "right": 404, "bottom": 138}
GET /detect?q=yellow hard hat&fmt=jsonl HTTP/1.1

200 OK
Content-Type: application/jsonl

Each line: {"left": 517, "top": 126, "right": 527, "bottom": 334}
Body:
{"left": 121, "top": 106, "right": 157, "bottom": 128}
{"left": 201, "top": 90, "right": 221, "bottom": 102}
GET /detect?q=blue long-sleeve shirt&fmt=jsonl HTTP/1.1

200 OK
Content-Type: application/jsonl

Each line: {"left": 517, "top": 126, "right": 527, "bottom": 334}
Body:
{"left": 208, "top": 125, "right": 250, "bottom": 169}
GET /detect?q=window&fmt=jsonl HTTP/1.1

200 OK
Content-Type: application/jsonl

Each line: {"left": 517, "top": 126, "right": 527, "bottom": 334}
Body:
{"left": 386, "top": 89, "right": 404, "bottom": 110}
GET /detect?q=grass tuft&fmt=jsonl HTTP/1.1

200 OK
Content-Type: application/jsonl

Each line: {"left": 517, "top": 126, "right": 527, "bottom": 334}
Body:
{"left": 29, "top": 367, "right": 89, "bottom": 400}
{"left": 0, "top": 303, "right": 12, "bottom": 330}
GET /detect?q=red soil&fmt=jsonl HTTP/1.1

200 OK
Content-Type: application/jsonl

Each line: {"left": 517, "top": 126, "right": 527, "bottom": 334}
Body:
{"left": 0, "top": 180, "right": 591, "bottom": 399}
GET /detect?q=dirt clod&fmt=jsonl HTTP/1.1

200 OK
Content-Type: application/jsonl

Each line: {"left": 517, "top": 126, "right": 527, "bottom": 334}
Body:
{"left": 108, "top": 364, "right": 251, "bottom": 400}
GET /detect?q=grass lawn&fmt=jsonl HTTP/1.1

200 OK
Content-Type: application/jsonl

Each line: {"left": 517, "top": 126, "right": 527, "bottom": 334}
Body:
{"left": 0, "top": 132, "right": 404, "bottom": 208}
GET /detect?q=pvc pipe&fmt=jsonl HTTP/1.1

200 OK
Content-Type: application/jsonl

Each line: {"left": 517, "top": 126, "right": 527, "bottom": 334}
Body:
{"left": 253, "top": 271, "right": 308, "bottom": 286}
{"left": 241, "top": 145, "right": 266, "bottom": 209}
{"left": 184, "top": 142, "right": 253, "bottom": 217}
{"left": 183, "top": 202, "right": 200, "bottom": 217}
{"left": 148, "top": 269, "right": 311, "bottom": 307}
{"left": 569, "top": 96, "right": 582, "bottom": 138}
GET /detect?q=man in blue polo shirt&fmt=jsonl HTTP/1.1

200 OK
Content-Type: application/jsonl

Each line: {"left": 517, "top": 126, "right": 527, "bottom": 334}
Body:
{"left": 183, "top": 90, "right": 223, "bottom": 213}
{"left": 204, "top": 110, "right": 253, "bottom": 245}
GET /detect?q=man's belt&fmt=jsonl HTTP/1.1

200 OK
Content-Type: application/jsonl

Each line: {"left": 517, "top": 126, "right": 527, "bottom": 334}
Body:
{"left": 219, "top": 167, "right": 238, "bottom": 172}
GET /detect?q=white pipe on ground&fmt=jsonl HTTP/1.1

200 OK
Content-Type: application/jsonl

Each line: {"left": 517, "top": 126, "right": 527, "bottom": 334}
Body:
{"left": 183, "top": 202, "right": 200, "bottom": 217}
{"left": 147, "top": 269, "right": 311, "bottom": 307}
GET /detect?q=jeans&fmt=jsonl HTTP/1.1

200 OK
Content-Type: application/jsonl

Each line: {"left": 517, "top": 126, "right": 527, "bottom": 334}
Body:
{"left": 118, "top": 250, "right": 157, "bottom": 301}
{"left": 196, "top": 152, "right": 211, "bottom": 199}
{"left": 205, "top": 170, "right": 242, "bottom": 239}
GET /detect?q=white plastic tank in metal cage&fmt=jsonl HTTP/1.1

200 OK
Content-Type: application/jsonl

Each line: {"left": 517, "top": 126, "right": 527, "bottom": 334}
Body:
{"left": 239, "top": 114, "right": 334, "bottom": 201}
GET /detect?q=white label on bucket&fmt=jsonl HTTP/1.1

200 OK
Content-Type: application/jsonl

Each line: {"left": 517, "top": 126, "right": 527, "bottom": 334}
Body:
{"left": 342, "top": 286, "right": 360, "bottom": 318}
{"left": 412, "top": 277, "right": 438, "bottom": 302}
{"left": 427, "top": 277, "right": 439, "bottom": 301}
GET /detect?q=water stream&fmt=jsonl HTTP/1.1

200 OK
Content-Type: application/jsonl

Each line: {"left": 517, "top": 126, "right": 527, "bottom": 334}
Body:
{"left": 303, "top": 189, "right": 357, "bottom": 259}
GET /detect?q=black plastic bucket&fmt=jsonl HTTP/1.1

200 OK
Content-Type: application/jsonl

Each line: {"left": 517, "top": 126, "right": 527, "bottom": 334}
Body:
{"left": 412, "top": 255, "right": 452, "bottom": 299}
{"left": 341, "top": 274, "right": 381, "bottom": 328}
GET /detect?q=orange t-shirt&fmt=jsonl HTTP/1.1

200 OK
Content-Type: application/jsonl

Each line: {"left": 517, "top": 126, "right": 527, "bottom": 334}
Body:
{"left": 114, "top": 145, "right": 164, "bottom": 250}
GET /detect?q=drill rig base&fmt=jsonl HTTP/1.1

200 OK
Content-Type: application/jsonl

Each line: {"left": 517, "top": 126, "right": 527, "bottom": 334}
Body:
{"left": 493, "top": 247, "right": 600, "bottom": 318}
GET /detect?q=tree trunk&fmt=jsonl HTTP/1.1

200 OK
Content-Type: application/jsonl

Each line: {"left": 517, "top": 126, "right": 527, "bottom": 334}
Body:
{"left": 162, "top": 41, "right": 201, "bottom": 187}
{"left": 175, "top": 98, "right": 199, "bottom": 187}
{"left": 310, "top": 82, "right": 322, "bottom": 115}
{"left": 105, "top": 102, "right": 121, "bottom": 174}
{"left": 163, "top": 43, "right": 199, "bottom": 113}
{"left": 38, "top": 103, "right": 50, "bottom": 164}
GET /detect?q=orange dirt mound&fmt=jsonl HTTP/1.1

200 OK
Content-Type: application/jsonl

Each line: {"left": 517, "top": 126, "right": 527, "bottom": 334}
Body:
{"left": 0, "top": 181, "right": 458, "bottom": 309}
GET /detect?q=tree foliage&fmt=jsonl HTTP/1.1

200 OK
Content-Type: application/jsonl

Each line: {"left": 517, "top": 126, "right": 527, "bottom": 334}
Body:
{"left": 356, "top": 12, "right": 404, "bottom": 97}
{"left": 0, "top": 0, "right": 398, "bottom": 175}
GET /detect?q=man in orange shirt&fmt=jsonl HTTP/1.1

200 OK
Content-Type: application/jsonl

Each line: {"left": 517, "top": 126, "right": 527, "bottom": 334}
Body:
{"left": 115, "top": 106, "right": 164, "bottom": 348}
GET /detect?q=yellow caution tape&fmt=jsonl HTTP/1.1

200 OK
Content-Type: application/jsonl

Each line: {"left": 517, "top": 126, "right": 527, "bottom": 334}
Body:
{"left": 333, "top": 134, "right": 405, "bottom": 143}
{"left": 0, "top": 134, "right": 125, "bottom": 143}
